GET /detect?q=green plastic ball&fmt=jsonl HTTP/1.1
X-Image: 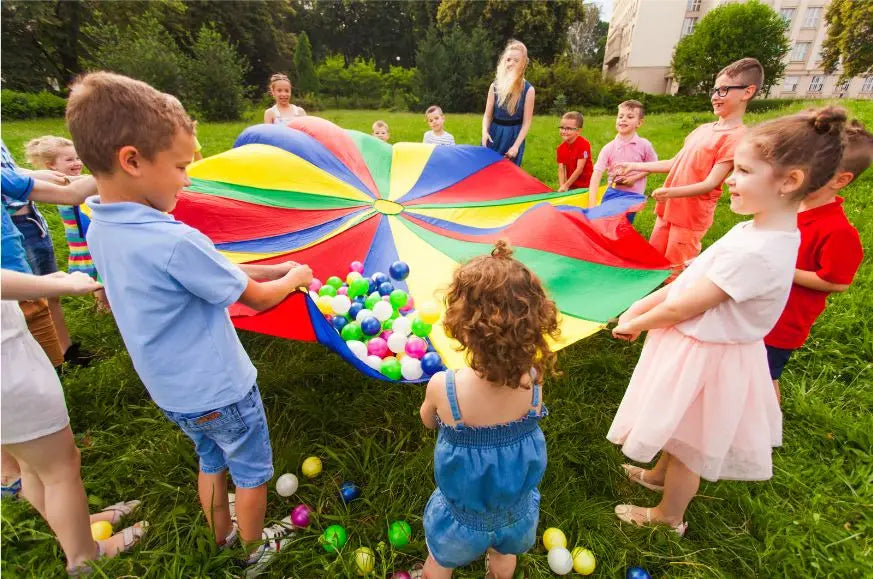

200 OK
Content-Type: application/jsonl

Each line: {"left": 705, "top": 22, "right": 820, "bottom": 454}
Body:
{"left": 365, "top": 292, "right": 381, "bottom": 310}
{"left": 411, "top": 317, "right": 432, "bottom": 337}
{"left": 326, "top": 276, "right": 343, "bottom": 289}
{"left": 319, "top": 284, "right": 337, "bottom": 297}
{"left": 381, "top": 357, "right": 402, "bottom": 380}
{"left": 349, "top": 277, "right": 370, "bottom": 298}
{"left": 382, "top": 318, "right": 394, "bottom": 330}
{"left": 341, "top": 322, "right": 364, "bottom": 342}
{"left": 389, "top": 289, "right": 408, "bottom": 309}
{"left": 321, "top": 524, "right": 348, "bottom": 553}
{"left": 388, "top": 520, "right": 412, "bottom": 548}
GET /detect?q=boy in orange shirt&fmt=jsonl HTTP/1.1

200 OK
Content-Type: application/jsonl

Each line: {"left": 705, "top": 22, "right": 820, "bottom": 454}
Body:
{"left": 618, "top": 58, "right": 762, "bottom": 279}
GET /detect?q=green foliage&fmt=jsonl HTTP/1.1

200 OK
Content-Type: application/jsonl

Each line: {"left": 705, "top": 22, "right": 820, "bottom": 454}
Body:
{"left": 671, "top": 0, "right": 790, "bottom": 95}
{"left": 183, "top": 27, "right": 251, "bottom": 122}
{"left": 0, "top": 90, "right": 67, "bottom": 119}
{"left": 821, "top": 0, "right": 873, "bottom": 82}
{"left": 381, "top": 66, "right": 420, "bottom": 112}
{"left": 416, "top": 27, "right": 496, "bottom": 113}
{"left": 347, "top": 58, "right": 383, "bottom": 108}
{"left": 316, "top": 55, "right": 351, "bottom": 108}
{"left": 293, "top": 31, "right": 319, "bottom": 95}
{"left": 526, "top": 58, "right": 631, "bottom": 112}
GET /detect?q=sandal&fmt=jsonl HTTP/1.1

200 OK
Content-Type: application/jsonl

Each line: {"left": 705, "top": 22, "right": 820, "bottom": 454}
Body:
{"left": 97, "top": 500, "right": 141, "bottom": 525}
{"left": 622, "top": 464, "right": 664, "bottom": 492}
{"left": 615, "top": 504, "right": 687, "bottom": 537}
{"left": 68, "top": 521, "right": 148, "bottom": 575}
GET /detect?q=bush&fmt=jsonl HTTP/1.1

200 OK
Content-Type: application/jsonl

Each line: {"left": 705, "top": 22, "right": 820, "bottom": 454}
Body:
{"left": 416, "top": 27, "right": 495, "bottom": 113}
{"left": 184, "top": 27, "right": 251, "bottom": 121}
{"left": 1, "top": 90, "right": 67, "bottom": 119}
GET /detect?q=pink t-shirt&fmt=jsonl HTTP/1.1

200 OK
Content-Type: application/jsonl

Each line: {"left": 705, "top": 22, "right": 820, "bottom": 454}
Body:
{"left": 656, "top": 122, "right": 746, "bottom": 231}
{"left": 593, "top": 133, "right": 658, "bottom": 194}
{"left": 669, "top": 221, "right": 800, "bottom": 344}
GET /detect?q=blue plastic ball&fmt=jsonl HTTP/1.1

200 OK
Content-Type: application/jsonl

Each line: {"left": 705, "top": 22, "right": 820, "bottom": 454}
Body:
{"left": 371, "top": 272, "right": 389, "bottom": 285}
{"left": 626, "top": 567, "right": 651, "bottom": 579}
{"left": 360, "top": 316, "right": 382, "bottom": 336}
{"left": 332, "top": 316, "right": 349, "bottom": 331}
{"left": 368, "top": 279, "right": 378, "bottom": 294}
{"left": 420, "top": 352, "right": 443, "bottom": 375}
{"left": 353, "top": 294, "right": 367, "bottom": 305}
{"left": 349, "top": 303, "right": 364, "bottom": 320}
{"left": 388, "top": 261, "right": 410, "bottom": 281}
{"left": 339, "top": 481, "right": 361, "bottom": 503}
{"left": 378, "top": 281, "right": 395, "bottom": 296}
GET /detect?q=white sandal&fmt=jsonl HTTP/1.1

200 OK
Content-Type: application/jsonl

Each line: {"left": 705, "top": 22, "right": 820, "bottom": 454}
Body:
{"left": 98, "top": 500, "right": 141, "bottom": 525}
{"left": 622, "top": 464, "right": 664, "bottom": 492}
{"left": 615, "top": 504, "right": 687, "bottom": 536}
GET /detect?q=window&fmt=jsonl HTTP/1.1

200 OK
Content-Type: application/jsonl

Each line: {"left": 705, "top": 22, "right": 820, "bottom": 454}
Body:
{"left": 783, "top": 76, "right": 800, "bottom": 92}
{"left": 835, "top": 79, "right": 850, "bottom": 93}
{"left": 803, "top": 7, "right": 822, "bottom": 28}
{"left": 682, "top": 17, "right": 698, "bottom": 37}
{"left": 687, "top": 0, "right": 701, "bottom": 11}
{"left": 862, "top": 76, "right": 873, "bottom": 93}
{"left": 790, "top": 42, "right": 810, "bottom": 62}
{"left": 808, "top": 75, "right": 825, "bottom": 93}
{"left": 779, "top": 7, "right": 795, "bottom": 26}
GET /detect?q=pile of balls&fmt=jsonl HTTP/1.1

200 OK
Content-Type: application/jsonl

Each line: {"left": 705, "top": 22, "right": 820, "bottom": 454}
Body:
{"left": 542, "top": 527, "right": 596, "bottom": 576}
{"left": 308, "top": 260, "right": 444, "bottom": 381}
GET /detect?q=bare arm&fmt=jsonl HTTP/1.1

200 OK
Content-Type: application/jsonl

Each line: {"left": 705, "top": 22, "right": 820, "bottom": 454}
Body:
{"left": 793, "top": 269, "right": 850, "bottom": 293}
{"left": 236, "top": 264, "right": 312, "bottom": 311}
{"left": 653, "top": 162, "right": 732, "bottom": 201}
{"left": 419, "top": 373, "right": 443, "bottom": 429}
{"left": 560, "top": 158, "right": 586, "bottom": 192}
{"left": 238, "top": 260, "right": 299, "bottom": 282}
{"left": 1, "top": 270, "right": 101, "bottom": 301}
{"left": 618, "top": 158, "right": 675, "bottom": 175}
{"left": 264, "top": 108, "right": 275, "bottom": 125}
{"left": 557, "top": 164, "right": 567, "bottom": 189}
{"left": 28, "top": 176, "right": 97, "bottom": 205}
{"left": 481, "top": 84, "right": 495, "bottom": 146}
{"left": 588, "top": 168, "right": 604, "bottom": 207}
{"left": 17, "top": 168, "right": 70, "bottom": 186}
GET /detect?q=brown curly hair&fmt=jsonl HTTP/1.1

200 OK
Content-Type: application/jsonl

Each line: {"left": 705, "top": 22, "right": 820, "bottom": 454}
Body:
{"left": 443, "top": 240, "right": 560, "bottom": 388}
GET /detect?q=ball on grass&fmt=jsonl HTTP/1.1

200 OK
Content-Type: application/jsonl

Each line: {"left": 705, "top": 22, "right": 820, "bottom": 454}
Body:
{"left": 354, "top": 546, "right": 375, "bottom": 575}
{"left": 547, "top": 547, "right": 574, "bottom": 575}
{"left": 321, "top": 524, "right": 348, "bottom": 552}
{"left": 387, "top": 520, "right": 412, "bottom": 548}
{"left": 276, "top": 473, "right": 299, "bottom": 497}
{"left": 91, "top": 521, "right": 112, "bottom": 541}
{"left": 301, "top": 456, "right": 322, "bottom": 478}
{"left": 571, "top": 547, "right": 596, "bottom": 575}
{"left": 543, "top": 527, "right": 567, "bottom": 550}
{"left": 290, "top": 504, "right": 311, "bottom": 527}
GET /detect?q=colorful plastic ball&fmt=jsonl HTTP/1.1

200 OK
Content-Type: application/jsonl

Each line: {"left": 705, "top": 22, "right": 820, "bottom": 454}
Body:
{"left": 388, "top": 289, "right": 408, "bottom": 309}
{"left": 391, "top": 316, "right": 412, "bottom": 337}
{"left": 321, "top": 524, "right": 348, "bottom": 553}
{"left": 381, "top": 357, "right": 403, "bottom": 380}
{"left": 420, "top": 352, "right": 443, "bottom": 375}
{"left": 354, "top": 546, "right": 375, "bottom": 575}
{"left": 381, "top": 318, "right": 394, "bottom": 331}
{"left": 387, "top": 520, "right": 412, "bottom": 548}
{"left": 365, "top": 292, "right": 382, "bottom": 310}
{"left": 571, "top": 547, "right": 596, "bottom": 575}
{"left": 400, "top": 357, "right": 424, "bottom": 381}
{"left": 368, "top": 279, "right": 378, "bottom": 294}
{"left": 91, "top": 521, "right": 113, "bottom": 541}
{"left": 316, "top": 295, "right": 334, "bottom": 315}
{"left": 378, "top": 281, "right": 395, "bottom": 296}
{"left": 340, "top": 481, "right": 361, "bottom": 503}
{"left": 349, "top": 277, "right": 371, "bottom": 298}
{"left": 290, "top": 503, "right": 311, "bottom": 527}
{"left": 350, "top": 261, "right": 365, "bottom": 273}
{"left": 365, "top": 355, "right": 383, "bottom": 371}
{"left": 355, "top": 308, "right": 375, "bottom": 323}
{"left": 326, "top": 276, "right": 343, "bottom": 289}
{"left": 360, "top": 316, "right": 382, "bottom": 336}
{"left": 371, "top": 272, "right": 389, "bottom": 284}
{"left": 301, "top": 456, "right": 322, "bottom": 478}
{"left": 337, "top": 286, "right": 349, "bottom": 296}
{"left": 548, "top": 547, "right": 574, "bottom": 575}
{"left": 333, "top": 316, "right": 349, "bottom": 332}
{"left": 367, "top": 337, "right": 389, "bottom": 358}
{"left": 387, "top": 332, "right": 408, "bottom": 354}
{"left": 373, "top": 300, "right": 394, "bottom": 322}
{"left": 346, "top": 271, "right": 363, "bottom": 285}
{"left": 404, "top": 337, "right": 428, "bottom": 359}
{"left": 276, "top": 473, "right": 299, "bottom": 497}
{"left": 411, "top": 317, "right": 432, "bottom": 337}
{"left": 626, "top": 567, "right": 652, "bottom": 579}
{"left": 349, "top": 303, "right": 364, "bottom": 320}
{"left": 543, "top": 527, "right": 567, "bottom": 550}
{"left": 319, "top": 284, "right": 337, "bottom": 297}
{"left": 353, "top": 294, "right": 367, "bottom": 304}
{"left": 309, "top": 279, "right": 323, "bottom": 293}
{"left": 346, "top": 340, "right": 368, "bottom": 361}
{"left": 331, "top": 295, "right": 352, "bottom": 315}
{"left": 399, "top": 295, "right": 415, "bottom": 314}
{"left": 389, "top": 572, "right": 411, "bottom": 579}
{"left": 388, "top": 261, "right": 410, "bottom": 281}
{"left": 380, "top": 330, "right": 394, "bottom": 342}
{"left": 418, "top": 301, "right": 440, "bottom": 324}
{"left": 341, "top": 322, "right": 364, "bottom": 342}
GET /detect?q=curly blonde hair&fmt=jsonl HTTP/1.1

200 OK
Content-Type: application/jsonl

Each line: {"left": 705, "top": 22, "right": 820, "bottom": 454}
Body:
{"left": 24, "top": 136, "right": 74, "bottom": 169}
{"left": 443, "top": 240, "right": 560, "bottom": 388}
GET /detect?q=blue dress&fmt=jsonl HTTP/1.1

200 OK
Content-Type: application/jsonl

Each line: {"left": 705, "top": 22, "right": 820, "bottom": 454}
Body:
{"left": 487, "top": 81, "right": 532, "bottom": 166}
{"left": 423, "top": 369, "right": 547, "bottom": 568}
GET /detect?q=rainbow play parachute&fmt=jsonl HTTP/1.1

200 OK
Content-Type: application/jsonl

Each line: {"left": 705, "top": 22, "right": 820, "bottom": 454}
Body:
{"left": 158, "top": 118, "right": 670, "bottom": 381}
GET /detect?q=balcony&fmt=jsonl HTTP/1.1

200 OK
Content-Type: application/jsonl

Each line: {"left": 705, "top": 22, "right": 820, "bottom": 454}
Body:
{"left": 605, "top": 31, "right": 623, "bottom": 67}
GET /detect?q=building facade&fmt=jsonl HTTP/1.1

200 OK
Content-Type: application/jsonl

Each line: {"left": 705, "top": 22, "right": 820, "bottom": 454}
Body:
{"left": 602, "top": 0, "right": 872, "bottom": 99}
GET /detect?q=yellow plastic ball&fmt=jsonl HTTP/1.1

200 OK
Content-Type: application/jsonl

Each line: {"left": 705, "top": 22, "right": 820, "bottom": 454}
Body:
{"left": 354, "top": 546, "right": 375, "bottom": 575}
{"left": 91, "top": 521, "right": 113, "bottom": 541}
{"left": 571, "top": 547, "right": 597, "bottom": 575}
{"left": 346, "top": 271, "right": 362, "bottom": 285}
{"left": 418, "top": 301, "right": 440, "bottom": 324}
{"left": 316, "top": 295, "right": 334, "bottom": 315}
{"left": 301, "top": 456, "right": 323, "bottom": 478}
{"left": 542, "top": 527, "right": 567, "bottom": 551}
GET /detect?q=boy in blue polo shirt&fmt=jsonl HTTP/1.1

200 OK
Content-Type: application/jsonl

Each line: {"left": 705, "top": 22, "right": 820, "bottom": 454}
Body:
{"left": 66, "top": 72, "right": 313, "bottom": 573}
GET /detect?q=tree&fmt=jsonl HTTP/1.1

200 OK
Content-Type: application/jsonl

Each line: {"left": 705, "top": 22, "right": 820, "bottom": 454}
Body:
{"left": 293, "top": 31, "right": 319, "bottom": 95}
{"left": 565, "top": 4, "right": 609, "bottom": 67}
{"left": 821, "top": 0, "right": 873, "bottom": 82}
{"left": 416, "top": 26, "right": 496, "bottom": 112}
{"left": 671, "top": 0, "right": 790, "bottom": 95}
{"left": 184, "top": 27, "right": 250, "bottom": 121}
{"left": 316, "top": 54, "right": 350, "bottom": 107}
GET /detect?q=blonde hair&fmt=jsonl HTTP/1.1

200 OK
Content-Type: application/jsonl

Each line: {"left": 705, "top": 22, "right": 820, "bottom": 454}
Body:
{"left": 24, "top": 136, "right": 74, "bottom": 170}
{"left": 269, "top": 73, "right": 291, "bottom": 90}
{"left": 619, "top": 99, "right": 645, "bottom": 119}
{"left": 425, "top": 105, "right": 444, "bottom": 117}
{"left": 494, "top": 40, "right": 529, "bottom": 116}
{"left": 372, "top": 120, "right": 389, "bottom": 131}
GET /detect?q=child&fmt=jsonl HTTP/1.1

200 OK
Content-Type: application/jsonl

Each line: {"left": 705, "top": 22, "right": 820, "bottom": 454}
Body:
{"left": 67, "top": 72, "right": 314, "bottom": 572}
{"left": 556, "top": 111, "right": 593, "bottom": 192}
{"left": 263, "top": 73, "right": 306, "bottom": 125}
{"left": 764, "top": 120, "right": 871, "bottom": 401}
{"left": 607, "top": 107, "right": 848, "bottom": 535}
{"left": 419, "top": 240, "right": 557, "bottom": 578}
{"left": 588, "top": 100, "right": 658, "bottom": 215}
{"left": 372, "top": 120, "right": 391, "bottom": 142}
{"left": 423, "top": 106, "right": 455, "bottom": 146}
{"left": 2, "top": 268, "right": 146, "bottom": 574}
{"left": 617, "top": 58, "right": 762, "bottom": 279}
{"left": 482, "top": 40, "right": 535, "bottom": 165}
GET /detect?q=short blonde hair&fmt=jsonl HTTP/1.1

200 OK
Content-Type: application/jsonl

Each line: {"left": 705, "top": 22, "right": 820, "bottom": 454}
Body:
{"left": 66, "top": 72, "right": 193, "bottom": 175}
{"left": 425, "top": 105, "right": 444, "bottom": 117}
{"left": 24, "top": 136, "right": 74, "bottom": 170}
{"left": 562, "top": 111, "right": 583, "bottom": 129}
{"left": 618, "top": 100, "right": 645, "bottom": 119}
{"left": 372, "top": 120, "right": 389, "bottom": 131}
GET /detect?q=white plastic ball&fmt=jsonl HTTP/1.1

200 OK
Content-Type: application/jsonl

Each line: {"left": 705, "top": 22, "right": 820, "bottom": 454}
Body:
{"left": 331, "top": 295, "right": 352, "bottom": 315}
{"left": 547, "top": 547, "right": 574, "bottom": 575}
{"left": 387, "top": 332, "right": 408, "bottom": 354}
{"left": 372, "top": 300, "right": 394, "bottom": 322}
{"left": 275, "top": 473, "right": 299, "bottom": 497}
{"left": 391, "top": 316, "right": 413, "bottom": 337}
{"left": 400, "top": 357, "right": 423, "bottom": 380}
{"left": 365, "top": 355, "right": 383, "bottom": 371}
{"left": 355, "top": 309, "right": 375, "bottom": 323}
{"left": 346, "top": 340, "right": 368, "bottom": 361}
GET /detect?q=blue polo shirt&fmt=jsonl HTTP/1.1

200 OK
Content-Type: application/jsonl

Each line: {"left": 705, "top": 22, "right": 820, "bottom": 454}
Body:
{"left": 1, "top": 169, "right": 34, "bottom": 274}
{"left": 85, "top": 197, "right": 255, "bottom": 413}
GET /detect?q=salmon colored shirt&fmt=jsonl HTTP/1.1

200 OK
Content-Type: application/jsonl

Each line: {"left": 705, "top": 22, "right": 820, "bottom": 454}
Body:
{"left": 656, "top": 122, "right": 746, "bottom": 231}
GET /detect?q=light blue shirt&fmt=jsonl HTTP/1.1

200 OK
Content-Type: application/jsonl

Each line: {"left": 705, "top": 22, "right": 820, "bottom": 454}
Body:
{"left": 1, "top": 168, "right": 34, "bottom": 274}
{"left": 85, "top": 198, "right": 255, "bottom": 413}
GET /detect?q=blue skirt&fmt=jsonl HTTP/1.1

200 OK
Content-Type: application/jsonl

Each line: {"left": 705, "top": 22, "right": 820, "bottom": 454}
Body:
{"left": 488, "top": 123, "right": 525, "bottom": 166}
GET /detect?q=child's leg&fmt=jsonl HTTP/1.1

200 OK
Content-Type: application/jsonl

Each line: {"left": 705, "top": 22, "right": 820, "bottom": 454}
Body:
{"left": 46, "top": 297, "right": 72, "bottom": 354}
{"left": 773, "top": 380, "right": 782, "bottom": 405}
{"left": 423, "top": 553, "right": 454, "bottom": 579}
{"left": 198, "top": 470, "right": 233, "bottom": 543}
{"left": 654, "top": 455, "right": 700, "bottom": 526}
{"left": 485, "top": 549, "right": 517, "bottom": 579}
{"left": 234, "top": 483, "right": 267, "bottom": 547}
{"left": 1, "top": 447, "right": 22, "bottom": 488}
{"left": 649, "top": 217, "right": 670, "bottom": 254}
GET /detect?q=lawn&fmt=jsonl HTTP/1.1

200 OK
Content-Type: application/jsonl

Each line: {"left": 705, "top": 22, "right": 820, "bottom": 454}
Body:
{"left": 1, "top": 100, "right": 872, "bottom": 578}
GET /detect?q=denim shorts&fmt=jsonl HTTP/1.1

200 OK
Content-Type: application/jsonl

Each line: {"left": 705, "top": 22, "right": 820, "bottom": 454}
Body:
{"left": 12, "top": 212, "right": 58, "bottom": 275}
{"left": 163, "top": 384, "right": 273, "bottom": 488}
{"left": 765, "top": 345, "right": 794, "bottom": 380}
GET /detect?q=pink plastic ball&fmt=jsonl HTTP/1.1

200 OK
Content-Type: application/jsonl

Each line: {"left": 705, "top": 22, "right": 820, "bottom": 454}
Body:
{"left": 337, "top": 286, "right": 349, "bottom": 296}
{"left": 390, "top": 573, "right": 412, "bottom": 579}
{"left": 400, "top": 296, "right": 415, "bottom": 314}
{"left": 290, "top": 504, "right": 311, "bottom": 528}
{"left": 309, "top": 279, "right": 323, "bottom": 293}
{"left": 381, "top": 330, "right": 394, "bottom": 342}
{"left": 350, "top": 261, "right": 365, "bottom": 273}
{"left": 405, "top": 337, "right": 428, "bottom": 359}
{"left": 367, "top": 337, "right": 389, "bottom": 358}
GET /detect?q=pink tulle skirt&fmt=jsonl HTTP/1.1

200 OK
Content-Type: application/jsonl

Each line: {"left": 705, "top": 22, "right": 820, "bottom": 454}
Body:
{"left": 607, "top": 327, "right": 782, "bottom": 482}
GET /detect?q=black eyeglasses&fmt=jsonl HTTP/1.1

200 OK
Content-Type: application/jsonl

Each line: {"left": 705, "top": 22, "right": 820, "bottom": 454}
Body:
{"left": 558, "top": 126, "right": 579, "bottom": 131}
{"left": 710, "top": 85, "right": 750, "bottom": 97}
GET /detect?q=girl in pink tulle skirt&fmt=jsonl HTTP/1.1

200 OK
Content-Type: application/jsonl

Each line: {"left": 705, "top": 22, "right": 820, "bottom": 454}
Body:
{"left": 607, "top": 106, "right": 851, "bottom": 535}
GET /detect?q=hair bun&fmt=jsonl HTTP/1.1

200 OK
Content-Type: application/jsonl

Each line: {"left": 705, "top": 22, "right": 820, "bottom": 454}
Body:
{"left": 491, "top": 239, "right": 514, "bottom": 258}
{"left": 811, "top": 106, "right": 847, "bottom": 134}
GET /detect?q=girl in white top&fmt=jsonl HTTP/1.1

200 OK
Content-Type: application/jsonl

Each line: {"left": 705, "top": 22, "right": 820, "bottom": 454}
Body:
{"left": 263, "top": 73, "right": 306, "bottom": 125}
{"left": 607, "top": 107, "right": 849, "bottom": 535}
{"left": 1, "top": 270, "right": 146, "bottom": 573}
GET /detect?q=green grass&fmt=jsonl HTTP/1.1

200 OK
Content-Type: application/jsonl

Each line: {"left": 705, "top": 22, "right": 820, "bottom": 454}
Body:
{"left": 2, "top": 101, "right": 872, "bottom": 578}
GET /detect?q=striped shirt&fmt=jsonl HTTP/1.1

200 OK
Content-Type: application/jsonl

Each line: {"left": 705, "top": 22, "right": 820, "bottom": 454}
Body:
{"left": 57, "top": 205, "right": 97, "bottom": 279}
{"left": 423, "top": 131, "right": 455, "bottom": 146}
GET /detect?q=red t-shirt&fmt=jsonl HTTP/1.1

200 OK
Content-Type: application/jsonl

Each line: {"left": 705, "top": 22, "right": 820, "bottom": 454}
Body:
{"left": 765, "top": 198, "right": 863, "bottom": 350}
{"left": 556, "top": 136, "right": 593, "bottom": 189}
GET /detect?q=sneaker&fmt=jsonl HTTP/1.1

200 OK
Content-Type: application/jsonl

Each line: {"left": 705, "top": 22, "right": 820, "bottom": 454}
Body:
{"left": 64, "top": 343, "right": 96, "bottom": 368}
{"left": 1, "top": 478, "right": 21, "bottom": 499}
{"left": 243, "top": 517, "right": 294, "bottom": 577}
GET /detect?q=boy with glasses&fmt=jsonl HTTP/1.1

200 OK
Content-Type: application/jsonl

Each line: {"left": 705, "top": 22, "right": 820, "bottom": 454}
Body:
{"left": 556, "top": 111, "right": 593, "bottom": 192}
{"left": 617, "top": 58, "right": 762, "bottom": 280}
